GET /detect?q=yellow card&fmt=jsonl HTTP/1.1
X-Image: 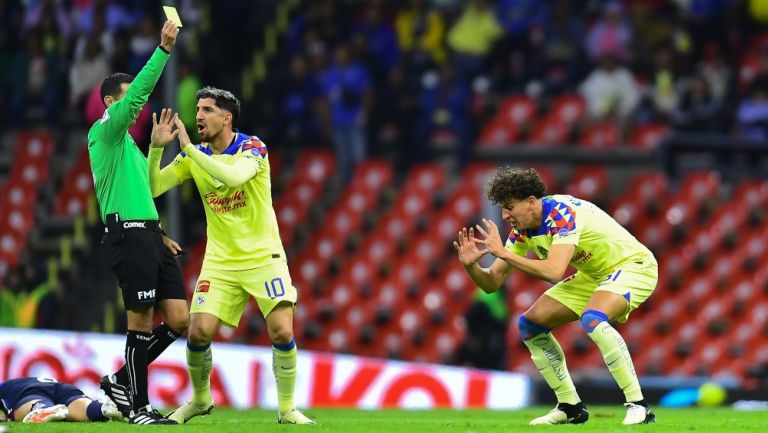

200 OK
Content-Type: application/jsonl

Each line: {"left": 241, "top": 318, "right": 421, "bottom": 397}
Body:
{"left": 163, "top": 5, "right": 183, "bottom": 27}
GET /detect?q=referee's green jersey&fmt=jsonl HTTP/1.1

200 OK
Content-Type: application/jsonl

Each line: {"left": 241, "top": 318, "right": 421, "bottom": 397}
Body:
{"left": 88, "top": 48, "right": 169, "bottom": 223}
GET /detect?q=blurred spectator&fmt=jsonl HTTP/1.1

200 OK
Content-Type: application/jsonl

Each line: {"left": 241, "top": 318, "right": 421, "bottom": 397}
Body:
{"left": 353, "top": 2, "right": 400, "bottom": 78}
{"left": 495, "top": 0, "right": 545, "bottom": 45}
{"left": 0, "top": 0, "right": 25, "bottom": 124}
{"left": 585, "top": 2, "right": 632, "bottom": 62}
{"left": 580, "top": 53, "right": 640, "bottom": 122}
{"left": 627, "top": 2, "right": 674, "bottom": 70}
{"left": 736, "top": 75, "right": 768, "bottom": 140}
{"left": 129, "top": 16, "right": 157, "bottom": 73}
{"left": 454, "top": 289, "right": 508, "bottom": 370}
{"left": 73, "top": 12, "right": 114, "bottom": 61}
{"left": 533, "top": 0, "right": 586, "bottom": 93}
{"left": 698, "top": 43, "right": 732, "bottom": 101}
{"left": 648, "top": 47, "right": 679, "bottom": 118}
{"left": 416, "top": 64, "right": 471, "bottom": 166}
{"left": 447, "top": 0, "right": 503, "bottom": 80}
{"left": 177, "top": 61, "right": 202, "bottom": 141}
{"left": 276, "top": 54, "right": 322, "bottom": 150}
{"left": 0, "top": 263, "right": 55, "bottom": 328}
{"left": 73, "top": 0, "right": 133, "bottom": 35}
{"left": 396, "top": 0, "right": 447, "bottom": 68}
{"left": 321, "top": 44, "right": 373, "bottom": 181}
{"left": 69, "top": 36, "right": 109, "bottom": 108}
{"left": 10, "top": 31, "right": 62, "bottom": 126}
{"left": 670, "top": 73, "right": 724, "bottom": 131}
{"left": 371, "top": 64, "right": 418, "bottom": 164}
{"left": 23, "top": 0, "right": 72, "bottom": 38}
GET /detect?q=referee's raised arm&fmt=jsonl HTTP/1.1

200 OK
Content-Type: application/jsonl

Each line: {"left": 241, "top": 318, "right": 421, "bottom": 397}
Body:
{"left": 93, "top": 20, "right": 179, "bottom": 143}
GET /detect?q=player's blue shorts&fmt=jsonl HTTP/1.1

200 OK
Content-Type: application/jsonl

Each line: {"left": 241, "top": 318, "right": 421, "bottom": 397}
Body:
{"left": 15, "top": 383, "right": 87, "bottom": 410}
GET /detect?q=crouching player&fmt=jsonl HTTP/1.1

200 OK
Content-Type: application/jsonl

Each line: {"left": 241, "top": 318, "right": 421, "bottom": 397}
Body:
{"left": 0, "top": 377, "right": 123, "bottom": 423}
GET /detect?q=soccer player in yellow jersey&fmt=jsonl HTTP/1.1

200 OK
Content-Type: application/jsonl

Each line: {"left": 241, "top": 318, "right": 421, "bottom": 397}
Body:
{"left": 146, "top": 88, "right": 313, "bottom": 425}
{"left": 454, "top": 168, "right": 657, "bottom": 426}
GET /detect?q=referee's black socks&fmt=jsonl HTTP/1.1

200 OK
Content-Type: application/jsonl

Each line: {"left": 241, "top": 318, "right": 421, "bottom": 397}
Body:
{"left": 116, "top": 323, "right": 181, "bottom": 387}
{"left": 124, "top": 330, "right": 152, "bottom": 409}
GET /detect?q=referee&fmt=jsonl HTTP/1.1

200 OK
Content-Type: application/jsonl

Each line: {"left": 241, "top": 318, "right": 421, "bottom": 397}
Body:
{"left": 87, "top": 20, "right": 188, "bottom": 425}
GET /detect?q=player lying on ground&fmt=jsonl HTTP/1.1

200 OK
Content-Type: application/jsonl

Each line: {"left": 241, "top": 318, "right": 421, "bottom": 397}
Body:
{"left": 145, "top": 92, "right": 314, "bottom": 425}
{"left": 0, "top": 377, "right": 123, "bottom": 423}
{"left": 454, "top": 167, "right": 657, "bottom": 426}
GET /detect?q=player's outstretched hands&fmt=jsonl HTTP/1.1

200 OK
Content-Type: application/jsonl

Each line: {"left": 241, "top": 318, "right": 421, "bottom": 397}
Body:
{"left": 473, "top": 218, "right": 505, "bottom": 257}
{"left": 173, "top": 114, "right": 193, "bottom": 150}
{"left": 454, "top": 227, "right": 486, "bottom": 267}
{"left": 151, "top": 108, "right": 179, "bottom": 148}
{"left": 159, "top": 19, "right": 180, "bottom": 52}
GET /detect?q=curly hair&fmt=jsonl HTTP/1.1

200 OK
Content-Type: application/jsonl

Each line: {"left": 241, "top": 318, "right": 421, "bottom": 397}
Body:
{"left": 486, "top": 167, "right": 548, "bottom": 205}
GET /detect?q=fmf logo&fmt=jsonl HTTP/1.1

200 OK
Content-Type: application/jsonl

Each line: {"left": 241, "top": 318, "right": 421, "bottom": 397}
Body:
{"left": 138, "top": 289, "right": 156, "bottom": 300}
{"left": 196, "top": 280, "right": 210, "bottom": 293}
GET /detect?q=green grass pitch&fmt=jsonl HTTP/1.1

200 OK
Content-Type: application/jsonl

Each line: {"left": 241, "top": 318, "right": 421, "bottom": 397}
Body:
{"left": 4, "top": 407, "right": 767, "bottom": 432}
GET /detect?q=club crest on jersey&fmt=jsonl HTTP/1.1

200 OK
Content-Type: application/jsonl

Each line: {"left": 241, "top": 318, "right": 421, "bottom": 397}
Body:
{"left": 242, "top": 138, "right": 268, "bottom": 158}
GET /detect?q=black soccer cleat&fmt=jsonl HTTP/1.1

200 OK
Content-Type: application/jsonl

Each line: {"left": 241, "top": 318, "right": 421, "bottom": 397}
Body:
{"left": 99, "top": 374, "right": 133, "bottom": 417}
{"left": 129, "top": 405, "right": 178, "bottom": 425}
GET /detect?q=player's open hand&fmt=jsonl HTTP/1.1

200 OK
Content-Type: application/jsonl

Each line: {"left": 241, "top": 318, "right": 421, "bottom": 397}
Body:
{"left": 159, "top": 19, "right": 180, "bottom": 52}
{"left": 473, "top": 218, "right": 505, "bottom": 257}
{"left": 162, "top": 235, "right": 184, "bottom": 256}
{"left": 453, "top": 227, "right": 487, "bottom": 267}
{"left": 151, "top": 108, "right": 179, "bottom": 148}
{"left": 173, "top": 114, "right": 193, "bottom": 150}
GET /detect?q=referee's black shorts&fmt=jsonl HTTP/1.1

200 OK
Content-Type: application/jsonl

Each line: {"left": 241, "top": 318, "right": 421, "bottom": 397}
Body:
{"left": 101, "top": 214, "right": 186, "bottom": 310}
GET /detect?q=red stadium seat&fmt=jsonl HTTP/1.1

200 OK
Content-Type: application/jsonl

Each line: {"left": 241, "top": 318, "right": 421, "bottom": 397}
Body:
{"left": 404, "top": 164, "right": 446, "bottom": 193}
{"left": 732, "top": 179, "right": 768, "bottom": 212}
{"left": 477, "top": 116, "right": 521, "bottom": 148}
{"left": 14, "top": 130, "right": 55, "bottom": 162}
{"left": 678, "top": 171, "right": 721, "bottom": 203}
{"left": 565, "top": 166, "right": 609, "bottom": 202}
{"left": 529, "top": 115, "right": 569, "bottom": 146}
{"left": 630, "top": 123, "right": 669, "bottom": 150}
{"left": 578, "top": 121, "right": 620, "bottom": 149}
{"left": 498, "top": 94, "right": 537, "bottom": 126}
{"left": 550, "top": 93, "right": 587, "bottom": 125}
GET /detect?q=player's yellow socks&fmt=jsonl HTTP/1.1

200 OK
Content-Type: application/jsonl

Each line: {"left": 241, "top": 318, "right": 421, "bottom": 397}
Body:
{"left": 581, "top": 310, "right": 643, "bottom": 402}
{"left": 519, "top": 316, "right": 581, "bottom": 405}
{"left": 272, "top": 339, "right": 297, "bottom": 413}
{"left": 187, "top": 342, "right": 213, "bottom": 405}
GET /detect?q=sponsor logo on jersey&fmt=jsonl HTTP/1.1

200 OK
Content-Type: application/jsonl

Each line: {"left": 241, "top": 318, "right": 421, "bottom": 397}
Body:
{"left": 123, "top": 221, "right": 146, "bottom": 229}
{"left": 537, "top": 246, "right": 549, "bottom": 258}
{"left": 204, "top": 190, "right": 247, "bottom": 213}
{"left": 572, "top": 250, "right": 593, "bottom": 264}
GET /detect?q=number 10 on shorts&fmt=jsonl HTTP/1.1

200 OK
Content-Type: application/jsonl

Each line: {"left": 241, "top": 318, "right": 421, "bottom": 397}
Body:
{"left": 264, "top": 277, "right": 286, "bottom": 299}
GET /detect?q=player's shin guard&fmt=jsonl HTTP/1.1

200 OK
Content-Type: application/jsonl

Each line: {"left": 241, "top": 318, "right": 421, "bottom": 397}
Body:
{"left": 272, "top": 339, "right": 297, "bottom": 413}
{"left": 186, "top": 342, "right": 213, "bottom": 405}
{"left": 581, "top": 310, "right": 643, "bottom": 402}
{"left": 125, "top": 330, "right": 152, "bottom": 409}
{"left": 519, "top": 316, "right": 580, "bottom": 405}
